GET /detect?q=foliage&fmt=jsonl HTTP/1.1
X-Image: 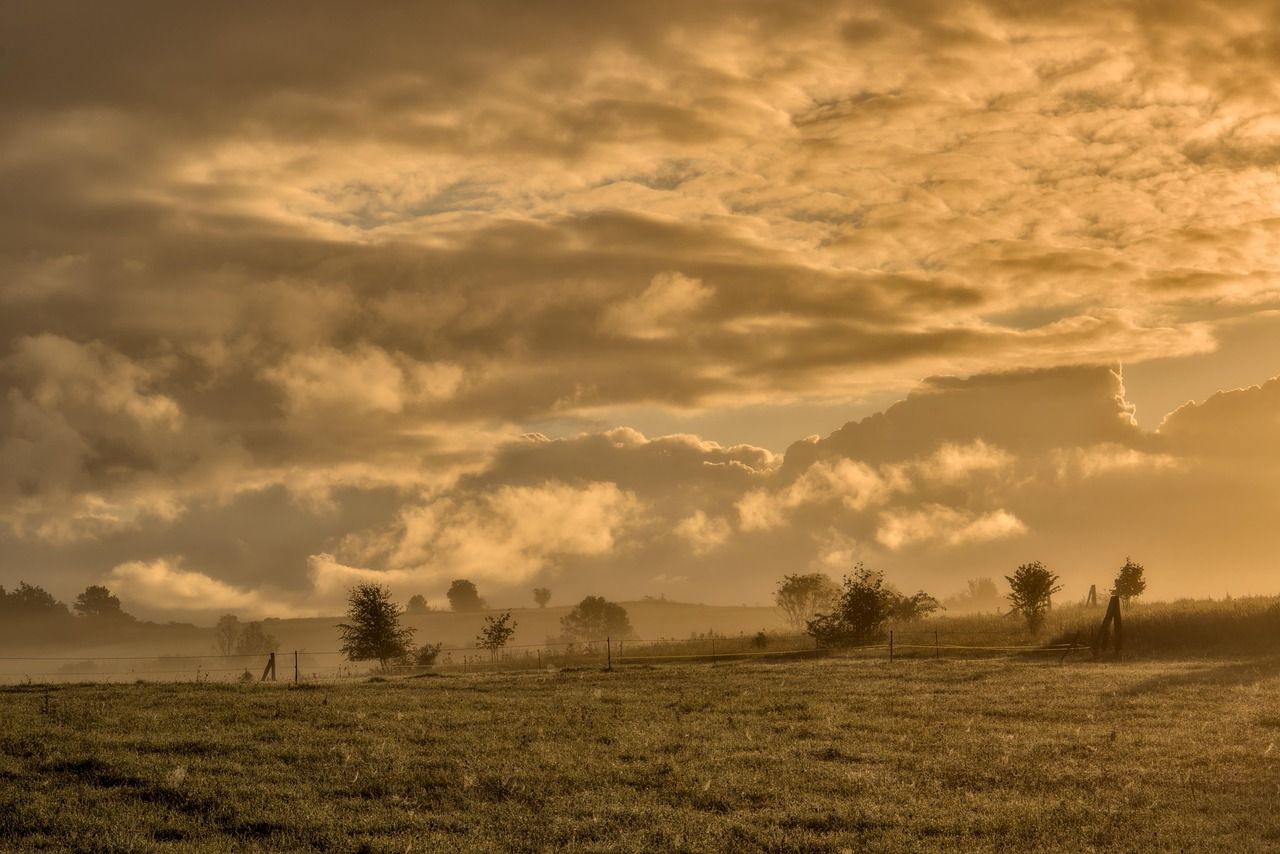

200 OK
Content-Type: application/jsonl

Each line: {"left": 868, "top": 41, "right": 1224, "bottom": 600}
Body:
{"left": 337, "top": 584, "right": 417, "bottom": 667}
{"left": 751, "top": 631, "right": 769, "bottom": 649}
{"left": 0, "top": 582, "right": 70, "bottom": 618}
{"left": 73, "top": 585, "right": 126, "bottom": 619}
{"left": 234, "top": 621, "right": 279, "bottom": 655}
{"left": 476, "top": 611, "right": 517, "bottom": 659}
{"left": 1112, "top": 558, "right": 1147, "bottom": 605}
{"left": 1005, "top": 561, "right": 1063, "bottom": 633}
{"left": 888, "top": 590, "right": 941, "bottom": 622}
{"left": 774, "top": 573, "right": 839, "bottom": 632}
{"left": 533, "top": 587, "right": 552, "bottom": 608}
{"left": 213, "top": 615, "right": 240, "bottom": 656}
{"left": 405, "top": 594, "right": 429, "bottom": 614}
{"left": 805, "top": 564, "right": 895, "bottom": 647}
{"left": 446, "top": 579, "right": 486, "bottom": 612}
{"left": 414, "top": 642, "right": 444, "bottom": 666}
{"left": 560, "top": 596, "right": 634, "bottom": 641}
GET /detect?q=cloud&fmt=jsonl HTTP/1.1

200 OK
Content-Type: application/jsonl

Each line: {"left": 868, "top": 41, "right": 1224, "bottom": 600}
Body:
{"left": 875, "top": 506, "right": 1027, "bottom": 551}
{"left": 104, "top": 558, "right": 301, "bottom": 618}
{"left": 600, "top": 272, "right": 713, "bottom": 340}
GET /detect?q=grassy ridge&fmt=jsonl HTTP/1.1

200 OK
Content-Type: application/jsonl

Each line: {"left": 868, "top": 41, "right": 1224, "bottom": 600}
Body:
{"left": 2, "top": 657, "right": 1279, "bottom": 852}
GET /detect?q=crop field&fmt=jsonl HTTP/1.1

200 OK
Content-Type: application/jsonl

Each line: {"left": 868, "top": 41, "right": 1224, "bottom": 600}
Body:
{"left": 2, "top": 657, "right": 1279, "bottom": 853}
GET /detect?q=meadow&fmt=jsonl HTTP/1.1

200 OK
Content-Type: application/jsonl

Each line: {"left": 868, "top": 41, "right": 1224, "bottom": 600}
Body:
{"left": 2, "top": 656, "right": 1278, "bottom": 852}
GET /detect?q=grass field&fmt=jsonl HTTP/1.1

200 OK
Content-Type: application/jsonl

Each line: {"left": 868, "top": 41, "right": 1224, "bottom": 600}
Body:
{"left": 2, "top": 657, "right": 1278, "bottom": 853}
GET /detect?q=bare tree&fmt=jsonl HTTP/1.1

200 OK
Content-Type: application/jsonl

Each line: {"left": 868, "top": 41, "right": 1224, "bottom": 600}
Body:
{"left": 476, "top": 611, "right": 517, "bottom": 660}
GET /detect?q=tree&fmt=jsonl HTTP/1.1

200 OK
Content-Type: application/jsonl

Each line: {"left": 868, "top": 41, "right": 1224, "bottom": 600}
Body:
{"left": 805, "top": 564, "right": 895, "bottom": 647}
{"left": 213, "top": 615, "right": 241, "bottom": 656}
{"left": 1006, "top": 561, "right": 1063, "bottom": 633}
{"left": 476, "top": 611, "right": 517, "bottom": 660}
{"left": 337, "top": 583, "right": 417, "bottom": 668}
{"left": 888, "top": 590, "right": 941, "bottom": 622}
{"left": 405, "top": 594, "right": 429, "bottom": 615}
{"left": 414, "top": 642, "right": 444, "bottom": 666}
{"left": 1, "top": 582, "right": 69, "bottom": 618}
{"left": 73, "top": 585, "right": 125, "bottom": 619}
{"left": 775, "top": 573, "right": 839, "bottom": 632}
{"left": 560, "top": 596, "right": 634, "bottom": 641}
{"left": 446, "top": 579, "right": 485, "bottom": 612}
{"left": 234, "top": 621, "right": 279, "bottom": 655}
{"left": 1112, "top": 558, "right": 1147, "bottom": 606}
{"left": 533, "top": 587, "right": 552, "bottom": 609}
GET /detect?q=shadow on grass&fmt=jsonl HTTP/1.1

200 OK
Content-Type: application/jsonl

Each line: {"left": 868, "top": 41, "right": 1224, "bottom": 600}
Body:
{"left": 1118, "top": 657, "right": 1280, "bottom": 696}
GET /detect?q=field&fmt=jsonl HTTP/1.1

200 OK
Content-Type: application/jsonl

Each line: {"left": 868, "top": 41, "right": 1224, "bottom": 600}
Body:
{"left": 3, "top": 656, "right": 1279, "bottom": 852}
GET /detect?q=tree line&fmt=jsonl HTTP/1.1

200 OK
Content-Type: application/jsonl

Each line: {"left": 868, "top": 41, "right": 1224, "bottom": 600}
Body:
{"left": 777, "top": 558, "right": 1149, "bottom": 647}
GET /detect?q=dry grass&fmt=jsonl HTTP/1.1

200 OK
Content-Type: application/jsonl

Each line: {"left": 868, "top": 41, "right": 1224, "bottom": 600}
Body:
{"left": 2, "top": 656, "right": 1279, "bottom": 852}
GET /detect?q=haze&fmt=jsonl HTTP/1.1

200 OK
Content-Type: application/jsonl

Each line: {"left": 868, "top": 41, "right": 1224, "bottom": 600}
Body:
{"left": 4, "top": 1, "right": 1280, "bottom": 622}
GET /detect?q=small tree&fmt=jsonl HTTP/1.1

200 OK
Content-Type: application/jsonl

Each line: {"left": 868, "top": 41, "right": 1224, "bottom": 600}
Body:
{"left": 337, "top": 583, "right": 417, "bottom": 669}
{"left": 560, "top": 596, "right": 634, "bottom": 641}
{"left": 775, "top": 573, "right": 839, "bottom": 632}
{"left": 234, "top": 621, "right": 279, "bottom": 655}
{"left": 414, "top": 642, "right": 444, "bottom": 666}
{"left": 73, "top": 585, "right": 125, "bottom": 619}
{"left": 1006, "top": 561, "right": 1062, "bottom": 633}
{"left": 213, "top": 615, "right": 241, "bottom": 656}
{"left": 806, "top": 564, "right": 896, "bottom": 647}
{"left": 533, "top": 587, "right": 552, "bottom": 608}
{"left": 476, "top": 611, "right": 517, "bottom": 660}
{"left": 405, "top": 594, "right": 429, "bottom": 614}
{"left": 446, "top": 579, "right": 486, "bottom": 612}
{"left": 888, "top": 590, "right": 941, "bottom": 622}
{"left": 1112, "top": 558, "right": 1147, "bottom": 607}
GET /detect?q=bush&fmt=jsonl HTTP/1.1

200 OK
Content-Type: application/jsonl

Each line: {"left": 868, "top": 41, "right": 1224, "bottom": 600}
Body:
{"left": 1006, "top": 561, "right": 1062, "bottom": 633}
{"left": 414, "top": 642, "right": 444, "bottom": 666}
{"left": 560, "top": 596, "right": 634, "bottom": 642}
{"left": 806, "top": 564, "right": 894, "bottom": 647}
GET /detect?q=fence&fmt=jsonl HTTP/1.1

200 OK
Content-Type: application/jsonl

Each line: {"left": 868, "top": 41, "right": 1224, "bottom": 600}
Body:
{"left": 0, "top": 629, "right": 1092, "bottom": 685}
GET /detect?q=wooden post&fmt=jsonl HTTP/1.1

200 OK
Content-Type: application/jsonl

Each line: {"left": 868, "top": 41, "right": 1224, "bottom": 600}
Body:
{"left": 606, "top": 637, "right": 612, "bottom": 672}
{"left": 294, "top": 650, "right": 299, "bottom": 684}
{"left": 711, "top": 636, "right": 716, "bottom": 666}
{"left": 261, "top": 652, "right": 276, "bottom": 682}
{"left": 934, "top": 629, "right": 939, "bottom": 659}
{"left": 1093, "top": 595, "right": 1123, "bottom": 659}
{"left": 889, "top": 630, "right": 894, "bottom": 662}
{"left": 1086, "top": 584, "right": 1098, "bottom": 607}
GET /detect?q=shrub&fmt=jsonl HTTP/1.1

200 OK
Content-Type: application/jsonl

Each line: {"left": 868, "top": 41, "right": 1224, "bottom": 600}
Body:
{"left": 414, "top": 642, "right": 444, "bottom": 666}
{"left": 1006, "top": 561, "right": 1062, "bottom": 633}
{"left": 806, "top": 564, "right": 895, "bottom": 647}
{"left": 1113, "top": 558, "right": 1147, "bottom": 606}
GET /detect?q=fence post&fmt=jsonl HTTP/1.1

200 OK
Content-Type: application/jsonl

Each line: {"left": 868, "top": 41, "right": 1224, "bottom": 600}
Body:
{"left": 889, "top": 630, "right": 894, "bottom": 663}
{"left": 294, "top": 650, "right": 299, "bottom": 684}
{"left": 606, "top": 637, "right": 612, "bottom": 672}
{"left": 261, "top": 652, "right": 276, "bottom": 682}
{"left": 934, "top": 629, "right": 939, "bottom": 659}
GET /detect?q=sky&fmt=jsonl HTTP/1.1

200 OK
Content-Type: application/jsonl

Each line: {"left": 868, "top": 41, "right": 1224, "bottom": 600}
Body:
{"left": 4, "top": 1, "right": 1280, "bottom": 620}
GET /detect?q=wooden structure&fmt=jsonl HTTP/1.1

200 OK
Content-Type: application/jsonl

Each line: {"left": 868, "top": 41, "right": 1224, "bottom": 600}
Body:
{"left": 1092, "top": 595, "right": 1123, "bottom": 659}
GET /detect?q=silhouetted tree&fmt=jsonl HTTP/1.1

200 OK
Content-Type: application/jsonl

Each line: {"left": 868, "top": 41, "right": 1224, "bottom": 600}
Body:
{"left": 405, "top": 594, "right": 429, "bottom": 615}
{"left": 1112, "top": 558, "right": 1147, "bottom": 607}
{"left": 1006, "top": 561, "right": 1062, "bottom": 633}
{"left": 338, "top": 583, "right": 417, "bottom": 668}
{"left": 213, "top": 615, "right": 241, "bottom": 656}
{"left": 775, "top": 573, "right": 839, "bottom": 632}
{"left": 446, "top": 579, "right": 485, "bottom": 612}
{"left": 73, "top": 585, "right": 125, "bottom": 619}
{"left": 234, "top": 621, "right": 279, "bottom": 655}
{"left": 805, "top": 564, "right": 895, "bottom": 647}
{"left": 476, "top": 611, "right": 517, "bottom": 660}
{"left": 560, "top": 596, "right": 634, "bottom": 641}
{"left": 1, "top": 582, "right": 69, "bottom": 618}
{"left": 533, "top": 587, "right": 552, "bottom": 608}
